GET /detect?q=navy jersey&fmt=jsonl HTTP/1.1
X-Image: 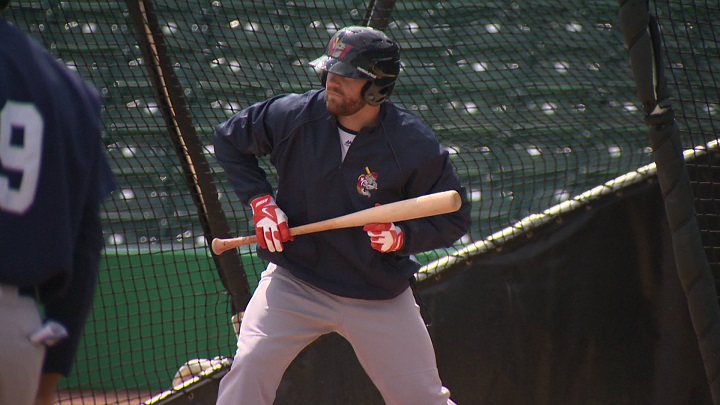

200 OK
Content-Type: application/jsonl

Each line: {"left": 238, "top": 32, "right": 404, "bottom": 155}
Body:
{"left": 0, "top": 18, "right": 114, "bottom": 288}
{"left": 0, "top": 18, "right": 115, "bottom": 375}
{"left": 0, "top": 18, "right": 115, "bottom": 374}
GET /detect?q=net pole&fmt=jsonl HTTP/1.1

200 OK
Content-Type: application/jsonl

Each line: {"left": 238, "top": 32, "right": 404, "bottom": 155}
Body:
{"left": 125, "top": 0, "right": 251, "bottom": 314}
{"left": 618, "top": 1, "right": 720, "bottom": 402}
{"left": 363, "top": 0, "right": 397, "bottom": 31}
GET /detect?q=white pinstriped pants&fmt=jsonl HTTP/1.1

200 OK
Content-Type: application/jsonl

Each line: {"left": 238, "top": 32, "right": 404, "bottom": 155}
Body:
{"left": 216, "top": 264, "right": 455, "bottom": 405}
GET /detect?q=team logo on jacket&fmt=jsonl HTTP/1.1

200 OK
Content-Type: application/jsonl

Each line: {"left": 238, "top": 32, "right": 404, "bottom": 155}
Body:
{"left": 357, "top": 167, "right": 378, "bottom": 197}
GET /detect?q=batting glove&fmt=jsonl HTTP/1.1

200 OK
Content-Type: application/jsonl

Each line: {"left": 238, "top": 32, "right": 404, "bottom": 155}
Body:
{"left": 250, "top": 194, "right": 293, "bottom": 252}
{"left": 363, "top": 222, "right": 404, "bottom": 253}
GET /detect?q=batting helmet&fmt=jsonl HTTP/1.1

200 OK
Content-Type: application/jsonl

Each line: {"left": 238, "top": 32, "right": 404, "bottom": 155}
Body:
{"left": 310, "top": 26, "right": 400, "bottom": 106}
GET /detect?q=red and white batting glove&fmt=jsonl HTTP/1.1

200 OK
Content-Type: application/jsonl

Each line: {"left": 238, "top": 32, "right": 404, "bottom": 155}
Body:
{"left": 250, "top": 194, "right": 293, "bottom": 253}
{"left": 363, "top": 222, "right": 404, "bottom": 253}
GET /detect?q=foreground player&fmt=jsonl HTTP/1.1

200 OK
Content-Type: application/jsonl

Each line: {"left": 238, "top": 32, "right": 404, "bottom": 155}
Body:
{"left": 0, "top": 1, "right": 115, "bottom": 404}
{"left": 214, "top": 26, "right": 471, "bottom": 404}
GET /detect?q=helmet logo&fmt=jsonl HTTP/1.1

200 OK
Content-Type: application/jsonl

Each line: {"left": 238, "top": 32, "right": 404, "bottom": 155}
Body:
{"left": 356, "top": 167, "right": 378, "bottom": 197}
{"left": 328, "top": 37, "right": 353, "bottom": 61}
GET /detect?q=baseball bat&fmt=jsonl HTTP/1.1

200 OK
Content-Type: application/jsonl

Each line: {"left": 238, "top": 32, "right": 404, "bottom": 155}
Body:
{"left": 211, "top": 190, "right": 461, "bottom": 255}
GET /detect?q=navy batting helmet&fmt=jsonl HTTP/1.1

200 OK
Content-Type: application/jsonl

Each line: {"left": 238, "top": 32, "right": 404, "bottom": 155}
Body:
{"left": 310, "top": 26, "right": 401, "bottom": 106}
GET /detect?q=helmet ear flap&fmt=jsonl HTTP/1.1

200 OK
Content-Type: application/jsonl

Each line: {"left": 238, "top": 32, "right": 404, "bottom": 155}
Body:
{"left": 361, "top": 81, "right": 374, "bottom": 104}
{"left": 362, "top": 79, "right": 395, "bottom": 106}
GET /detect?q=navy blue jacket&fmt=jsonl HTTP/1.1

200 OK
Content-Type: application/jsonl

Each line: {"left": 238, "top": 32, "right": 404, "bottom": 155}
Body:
{"left": 214, "top": 89, "right": 470, "bottom": 299}
{"left": 0, "top": 18, "right": 115, "bottom": 374}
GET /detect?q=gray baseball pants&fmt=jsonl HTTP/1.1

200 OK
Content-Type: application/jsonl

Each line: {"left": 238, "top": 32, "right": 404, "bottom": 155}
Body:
{"left": 0, "top": 284, "right": 44, "bottom": 405}
{"left": 216, "top": 264, "right": 455, "bottom": 405}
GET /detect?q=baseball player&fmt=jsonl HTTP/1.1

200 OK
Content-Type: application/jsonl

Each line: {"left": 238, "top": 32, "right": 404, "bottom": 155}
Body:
{"left": 214, "top": 26, "right": 471, "bottom": 404}
{"left": 0, "top": 1, "right": 115, "bottom": 404}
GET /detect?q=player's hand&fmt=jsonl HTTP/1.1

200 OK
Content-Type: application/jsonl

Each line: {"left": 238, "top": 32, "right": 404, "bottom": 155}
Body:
{"left": 363, "top": 222, "right": 404, "bottom": 253}
{"left": 250, "top": 194, "right": 293, "bottom": 252}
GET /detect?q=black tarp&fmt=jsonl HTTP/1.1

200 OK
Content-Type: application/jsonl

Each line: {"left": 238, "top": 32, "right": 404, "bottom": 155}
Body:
{"left": 274, "top": 176, "right": 711, "bottom": 404}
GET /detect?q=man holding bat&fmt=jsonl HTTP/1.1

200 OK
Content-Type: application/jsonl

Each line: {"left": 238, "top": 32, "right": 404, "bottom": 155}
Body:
{"left": 214, "top": 25, "right": 471, "bottom": 404}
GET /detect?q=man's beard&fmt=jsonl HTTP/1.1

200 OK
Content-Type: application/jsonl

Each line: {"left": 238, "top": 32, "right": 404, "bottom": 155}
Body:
{"left": 326, "top": 91, "right": 366, "bottom": 117}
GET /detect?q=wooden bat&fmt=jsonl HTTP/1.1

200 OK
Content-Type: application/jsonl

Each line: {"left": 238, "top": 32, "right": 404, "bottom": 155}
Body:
{"left": 211, "top": 190, "right": 461, "bottom": 255}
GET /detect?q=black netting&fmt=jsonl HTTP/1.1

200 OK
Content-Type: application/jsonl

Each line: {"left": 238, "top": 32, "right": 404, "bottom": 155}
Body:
{"left": 4, "top": 0, "right": 719, "bottom": 402}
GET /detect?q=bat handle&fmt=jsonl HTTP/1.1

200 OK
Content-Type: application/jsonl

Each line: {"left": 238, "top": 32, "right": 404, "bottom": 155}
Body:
{"left": 211, "top": 235, "right": 258, "bottom": 255}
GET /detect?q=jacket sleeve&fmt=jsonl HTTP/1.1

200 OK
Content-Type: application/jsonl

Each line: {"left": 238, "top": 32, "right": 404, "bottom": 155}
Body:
{"left": 42, "top": 123, "right": 116, "bottom": 376}
{"left": 213, "top": 98, "right": 280, "bottom": 205}
{"left": 41, "top": 201, "right": 102, "bottom": 375}
{"left": 396, "top": 139, "right": 472, "bottom": 255}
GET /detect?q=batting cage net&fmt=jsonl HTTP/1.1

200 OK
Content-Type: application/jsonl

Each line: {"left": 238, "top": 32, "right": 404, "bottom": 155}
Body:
{"left": 4, "top": 0, "right": 719, "bottom": 403}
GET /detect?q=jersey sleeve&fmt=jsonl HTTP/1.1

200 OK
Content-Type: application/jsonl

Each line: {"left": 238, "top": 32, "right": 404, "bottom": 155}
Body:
{"left": 391, "top": 123, "right": 472, "bottom": 254}
{"left": 41, "top": 199, "right": 103, "bottom": 375}
{"left": 213, "top": 97, "right": 283, "bottom": 204}
{"left": 43, "top": 96, "right": 115, "bottom": 375}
